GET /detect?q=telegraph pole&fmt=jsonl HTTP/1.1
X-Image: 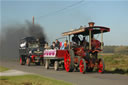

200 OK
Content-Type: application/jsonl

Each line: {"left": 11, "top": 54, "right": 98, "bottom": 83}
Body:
{"left": 32, "top": 16, "right": 34, "bottom": 24}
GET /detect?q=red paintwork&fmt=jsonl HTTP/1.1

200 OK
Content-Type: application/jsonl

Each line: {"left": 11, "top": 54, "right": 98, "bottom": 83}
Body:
{"left": 31, "top": 55, "right": 34, "bottom": 62}
{"left": 91, "top": 39, "right": 101, "bottom": 49}
{"left": 31, "top": 55, "right": 43, "bottom": 62}
{"left": 79, "top": 59, "right": 85, "bottom": 73}
{"left": 56, "top": 50, "right": 67, "bottom": 58}
{"left": 20, "top": 57, "right": 22, "bottom": 64}
{"left": 89, "top": 28, "right": 93, "bottom": 31}
{"left": 74, "top": 47, "right": 85, "bottom": 57}
{"left": 101, "top": 28, "right": 110, "bottom": 32}
{"left": 74, "top": 57, "right": 78, "bottom": 63}
{"left": 64, "top": 50, "right": 71, "bottom": 72}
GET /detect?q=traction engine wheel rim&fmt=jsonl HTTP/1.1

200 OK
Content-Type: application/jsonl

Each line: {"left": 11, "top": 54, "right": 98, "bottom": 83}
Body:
{"left": 64, "top": 50, "right": 74, "bottom": 72}
{"left": 98, "top": 59, "right": 105, "bottom": 73}
{"left": 79, "top": 59, "right": 86, "bottom": 74}
{"left": 64, "top": 53, "right": 71, "bottom": 72}
{"left": 20, "top": 57, "right": 22, "bottom": 65}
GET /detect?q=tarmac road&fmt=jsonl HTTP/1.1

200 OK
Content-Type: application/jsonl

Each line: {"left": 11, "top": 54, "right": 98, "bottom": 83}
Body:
{"left": 0, "top": 58, "right": 128, "bottom": 85}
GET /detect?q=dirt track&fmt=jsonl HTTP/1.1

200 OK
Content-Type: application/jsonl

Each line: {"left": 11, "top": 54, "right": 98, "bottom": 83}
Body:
{"left": 0, "top": 58, "right": 128, "bottom": 85}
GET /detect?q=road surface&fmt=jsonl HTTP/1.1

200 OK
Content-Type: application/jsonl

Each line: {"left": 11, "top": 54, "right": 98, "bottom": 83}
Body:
{"left": 0, "top": 58, "right": 128, "bottom": 85}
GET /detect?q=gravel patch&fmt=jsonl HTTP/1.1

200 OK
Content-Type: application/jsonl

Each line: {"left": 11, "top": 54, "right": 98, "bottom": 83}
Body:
{"left": 0, "top": 70, "right": 31, "bottom": 76}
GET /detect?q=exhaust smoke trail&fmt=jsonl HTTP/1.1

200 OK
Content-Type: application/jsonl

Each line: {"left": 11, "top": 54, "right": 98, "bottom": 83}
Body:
{"left": 0, "top": 21, "right": 47, "bottom": 60}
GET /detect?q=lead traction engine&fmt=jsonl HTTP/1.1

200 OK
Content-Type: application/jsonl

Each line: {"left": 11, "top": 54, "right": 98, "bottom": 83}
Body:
{"left": 62, "top": 22, "right": 110, "bottom": 73}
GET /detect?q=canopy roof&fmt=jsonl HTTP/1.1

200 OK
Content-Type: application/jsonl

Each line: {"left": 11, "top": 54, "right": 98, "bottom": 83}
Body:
{"left": 62, "top": 26, "right": 110, "bottom": 36}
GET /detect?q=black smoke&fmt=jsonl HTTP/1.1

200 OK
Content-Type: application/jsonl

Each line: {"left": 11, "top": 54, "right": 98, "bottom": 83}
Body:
{"left": 0, "top": 21, "right": 47, "bottom": 60}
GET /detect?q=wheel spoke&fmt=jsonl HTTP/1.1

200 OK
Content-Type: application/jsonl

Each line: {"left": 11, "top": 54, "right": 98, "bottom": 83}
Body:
{"left": 64, "top": 50, "right": 74, "bottom": 72}
{"left": 64, "top": 52, "right": 71, "bottom": 72}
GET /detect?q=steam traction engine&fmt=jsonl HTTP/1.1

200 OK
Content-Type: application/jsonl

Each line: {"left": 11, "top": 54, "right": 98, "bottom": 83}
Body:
{"left": 62, "top": 22, "right": 110, "bottom": 73}
{"left": 19, "top": 37, "right": 44, "bottom": 66}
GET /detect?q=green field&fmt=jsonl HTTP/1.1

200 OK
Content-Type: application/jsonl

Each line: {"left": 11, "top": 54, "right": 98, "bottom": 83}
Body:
{"left": 0, "top": 75, "right": 73, "bottom": 85}
{"left": 99, "top": 53, "right": 128, "bottom": 75}
{"left": 0, "top": 66, "right": 9, "bottom": 72}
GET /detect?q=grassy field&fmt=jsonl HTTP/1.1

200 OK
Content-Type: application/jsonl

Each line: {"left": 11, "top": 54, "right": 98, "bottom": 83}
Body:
{"left": 0, "top": 75, "right": 73, "bottom": 85}
{"left": 0, "top": 66, "right": 9, "bottom": 72}
{"left": 99, "top": 53, "right": 128, "bottom": 75}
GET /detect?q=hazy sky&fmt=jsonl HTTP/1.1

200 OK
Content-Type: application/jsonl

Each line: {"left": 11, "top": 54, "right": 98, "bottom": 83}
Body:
{"left": 1, "top": 0, "right": 128, "bottom": 45}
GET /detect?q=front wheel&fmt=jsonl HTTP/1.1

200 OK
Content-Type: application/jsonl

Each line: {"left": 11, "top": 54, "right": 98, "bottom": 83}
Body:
{"left": 45, "top": 59, "right": 49, "bottom": 69}
{"left": 20, "top": 57, "right": 25, "bottom": 65}
{"left": 79, "top": 59, "right": 86, "bottom": 74}
{"left": 64, "top": 50, "right": 74, "bottom": 72}
{"left": 26, "top": 58, "right": 31, "bottom": 66}
{"left": 98, "top": 58, "right": 105, "bottom": 73}
{"left": 54, "top": 61, "right": 59, "bottom": 71}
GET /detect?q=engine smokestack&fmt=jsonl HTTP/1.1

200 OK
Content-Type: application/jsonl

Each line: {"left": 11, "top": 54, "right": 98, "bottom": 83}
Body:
{"left": 88, "top": 22, "right": 95, "bottom": 27}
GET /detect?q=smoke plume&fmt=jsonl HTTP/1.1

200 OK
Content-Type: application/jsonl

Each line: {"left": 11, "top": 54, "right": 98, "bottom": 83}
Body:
{"left": 0, "top": 21, "right": 47, "bottom": 60}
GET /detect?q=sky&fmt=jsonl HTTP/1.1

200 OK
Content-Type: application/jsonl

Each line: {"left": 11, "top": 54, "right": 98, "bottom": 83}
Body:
{"left": 1, "top": 0, "right": 128, "bottom": 46}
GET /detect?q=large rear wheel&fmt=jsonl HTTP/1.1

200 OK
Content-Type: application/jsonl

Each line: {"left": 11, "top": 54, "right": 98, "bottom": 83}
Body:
{"left": 79, "top": 59, "right": 86, "bottom": 74}
{"left": 98, "top": 58, "right": 105, "bottom": 73}
{"left": 64, "top": 50, "right": 74, "bottom": 72}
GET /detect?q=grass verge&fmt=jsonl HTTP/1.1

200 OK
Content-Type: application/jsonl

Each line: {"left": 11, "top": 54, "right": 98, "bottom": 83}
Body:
{"left": 0, "top": 74, "right": 73, "bottom": 85}
{"left": 99, "top": 53, "right": 128, "bottom": 75}
{"left": 0, "top": 66, "right": 9, "bottom": 72}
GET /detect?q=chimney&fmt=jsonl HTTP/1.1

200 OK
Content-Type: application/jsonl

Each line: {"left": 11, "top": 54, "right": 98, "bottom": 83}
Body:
{"left": 88, "top": 22, "right": 95, "bottom": 27}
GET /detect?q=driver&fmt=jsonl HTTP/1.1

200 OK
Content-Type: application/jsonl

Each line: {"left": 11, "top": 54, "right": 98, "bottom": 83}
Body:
{"left": 81, "top": 37, "right": 89, "bottom": 50}
{"left": 72, "top": 35, "right": 81, "bottom": 45}
{"left": 91, "top": 37, "right": 101, "bottom": 50}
